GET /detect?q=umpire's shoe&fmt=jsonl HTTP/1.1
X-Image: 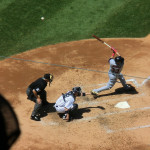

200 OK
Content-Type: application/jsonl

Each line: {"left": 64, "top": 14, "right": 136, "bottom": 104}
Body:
{"left": 30, "top": 115, "right": 40, "bottom": 121}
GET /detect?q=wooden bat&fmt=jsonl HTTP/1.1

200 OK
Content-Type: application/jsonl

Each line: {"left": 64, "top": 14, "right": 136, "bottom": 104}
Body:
{"left": 92, "top": 35, "right": 120, "bottom": 55}
{"left": 92, "top": 35, "right": 111, "bottom": 48}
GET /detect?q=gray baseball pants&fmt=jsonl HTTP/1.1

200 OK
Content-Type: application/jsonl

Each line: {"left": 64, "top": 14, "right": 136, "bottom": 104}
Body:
{"left": 93, "top": 73, "right": 128, "bottom": 93}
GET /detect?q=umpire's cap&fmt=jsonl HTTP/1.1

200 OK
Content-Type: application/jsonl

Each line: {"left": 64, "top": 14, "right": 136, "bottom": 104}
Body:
{"left": 44, "top": 73, "right": 53, "bottom": 83}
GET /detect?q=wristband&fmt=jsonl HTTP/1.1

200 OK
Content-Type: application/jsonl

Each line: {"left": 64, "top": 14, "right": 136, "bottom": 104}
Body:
{"left": 111, "top": 47, "right": 117, "bottom": 53}
{"left": 112, "top": 52, "right": 115, "bottom": 57}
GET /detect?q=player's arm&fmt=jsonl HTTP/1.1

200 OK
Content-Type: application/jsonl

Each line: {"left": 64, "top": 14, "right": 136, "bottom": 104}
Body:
{"left": 110, "top": 47, "right": 120, "bottom": 58}
{"left": 32, "top": 89, "right": 41, "bottom": 104}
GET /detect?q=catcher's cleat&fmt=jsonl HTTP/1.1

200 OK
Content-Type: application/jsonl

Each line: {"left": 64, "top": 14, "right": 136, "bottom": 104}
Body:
{"left": 62, "top": 114, "right": 67, "bottom": 120}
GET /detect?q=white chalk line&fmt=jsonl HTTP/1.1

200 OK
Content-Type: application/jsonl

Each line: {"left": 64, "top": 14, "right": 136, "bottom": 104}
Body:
{"left": 107, "top": 125, "right": 150, "bottom": 133}
{"left": 40, "top": 120, "right": 59, "bottom": 126}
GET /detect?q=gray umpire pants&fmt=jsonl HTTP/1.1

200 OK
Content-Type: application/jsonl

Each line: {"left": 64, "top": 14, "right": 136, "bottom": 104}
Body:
{"left": 93, "top": 73, "right": 128, "bottom": 93}
{"left": 26, "top": 88, "right": 47, "bottom": 116}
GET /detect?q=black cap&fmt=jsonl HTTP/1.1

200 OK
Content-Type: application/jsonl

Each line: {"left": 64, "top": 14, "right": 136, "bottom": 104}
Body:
{"left": 44, "top": 73, "right": 53, "bottom": 83}
{"left": 44, "top": 74, "right": 50, "bottom": 80}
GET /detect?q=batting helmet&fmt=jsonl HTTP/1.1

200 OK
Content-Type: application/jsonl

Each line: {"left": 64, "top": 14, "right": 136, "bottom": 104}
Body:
{"left": 115, "top": 56, "right": 124, "bottom": 64}
{"left": 72, "top": 87, "right": 82, "bottom": 96}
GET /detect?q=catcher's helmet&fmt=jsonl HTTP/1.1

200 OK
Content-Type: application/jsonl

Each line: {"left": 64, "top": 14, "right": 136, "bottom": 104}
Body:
{"left": 72, "top": 87, "right": 82, "bottom": 96}
{"left": 44, "top": 73, "right": 53, "bottom": 83}
{"left": 115, "top": 56, "right": 124, "bottom": 64}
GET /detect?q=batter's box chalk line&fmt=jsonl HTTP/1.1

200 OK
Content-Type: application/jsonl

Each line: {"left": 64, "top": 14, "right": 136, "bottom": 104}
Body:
{"left": 107, "top": 124, "right": 150, "bottom": 133}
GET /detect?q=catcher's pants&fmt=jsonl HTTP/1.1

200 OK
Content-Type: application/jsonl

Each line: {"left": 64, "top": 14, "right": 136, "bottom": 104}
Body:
{"left": 26, "top": 88, "right": 47, "bottom": 116}
{"left": 93, "top": 73, "right": 128, "bottom": 93}
{"left": 54, "top": 104, "right": 78, "bottom": 114}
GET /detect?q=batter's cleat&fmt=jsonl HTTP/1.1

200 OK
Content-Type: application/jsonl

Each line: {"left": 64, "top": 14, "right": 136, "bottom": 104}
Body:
{"left": 91, "top": 91, "right": 99, "bottom": 99}
{"left": 30, "top": 115, "right": 40, "bottom": 121}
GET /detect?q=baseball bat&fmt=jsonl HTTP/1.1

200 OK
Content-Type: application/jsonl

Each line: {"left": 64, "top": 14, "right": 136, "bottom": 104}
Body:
{"left": 92, "top": 35, "right": 120, "bottom": 55}
{"left": 92, "top": 35, "right": 111, "bottom": 48}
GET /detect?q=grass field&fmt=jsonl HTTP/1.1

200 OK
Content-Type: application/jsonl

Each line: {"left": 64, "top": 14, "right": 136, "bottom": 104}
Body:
{"left": 0, "top": 0, "right": 149, "bottom": 57}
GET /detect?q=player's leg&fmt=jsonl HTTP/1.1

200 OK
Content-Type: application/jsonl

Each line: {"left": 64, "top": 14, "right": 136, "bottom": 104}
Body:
{"left": 40, "top": 90, "right": 49, "bottom": 105}
{"left": 31, "top": 99, "right": 42, "bottom": 121}
{"left": 69, "top": 104, "right": 78, "bottom": 117}
{"left": 118, "top": 74, "right": 129, "bottom": 89}
{"left": 26, "top": 88, "right": 36, "bottom": 102}
{"left": 91, "top": 73, "right": 117, "bottom": 95}
{"left": 55, "top": 106, "right": 65, "bottom": 113}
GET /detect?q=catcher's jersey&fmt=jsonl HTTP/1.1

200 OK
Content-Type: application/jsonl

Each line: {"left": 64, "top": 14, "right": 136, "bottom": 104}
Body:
{"left": 55, "top": 91, "right": 75, "bottom": 109}
{"left": 108, "top": 58, "right": 124, "bottom": 74}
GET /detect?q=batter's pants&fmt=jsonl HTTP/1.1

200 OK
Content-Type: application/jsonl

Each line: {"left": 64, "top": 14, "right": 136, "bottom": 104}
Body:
{"left": 93, "top": 73, "right": 128, "bottom": 93}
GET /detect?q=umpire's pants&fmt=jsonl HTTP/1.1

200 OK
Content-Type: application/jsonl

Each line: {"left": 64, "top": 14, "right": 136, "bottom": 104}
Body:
{"left": 26, "top": 88, "right": 47, "bottom": 116}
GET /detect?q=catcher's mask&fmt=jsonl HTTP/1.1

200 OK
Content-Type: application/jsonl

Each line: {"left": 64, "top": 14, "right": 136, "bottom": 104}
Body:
{"left": 44, "top": 74, "right": 53, "bottom": 83}
{"left": 72, "top": 87, "right": 82, "bottom": 96}
{"left": 115, "top": 56, "right": 124, "bottom": 64}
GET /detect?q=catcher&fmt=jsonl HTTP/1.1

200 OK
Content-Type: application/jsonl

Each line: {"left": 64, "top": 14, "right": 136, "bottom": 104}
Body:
{"left": 26, "top": 73, "right": 53, "bottom": 121}
{"left": 91, "top": 48, "right": 131, "bottom": 98}
{"left": 54, "top": 87, "right": 86, "bottom": 122}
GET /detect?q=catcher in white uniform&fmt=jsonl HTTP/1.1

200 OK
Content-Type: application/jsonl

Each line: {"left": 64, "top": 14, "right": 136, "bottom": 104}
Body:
{"left": 54, "top": 87, "right": 86, "bottom": 121}
{"left": 91, "top": 48, "right": 131, "bottom": 98}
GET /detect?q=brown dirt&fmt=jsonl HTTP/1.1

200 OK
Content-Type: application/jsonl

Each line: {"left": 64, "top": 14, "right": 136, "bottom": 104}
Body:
{"left": 0, "top": 35, "right": 150, "bottom": 150}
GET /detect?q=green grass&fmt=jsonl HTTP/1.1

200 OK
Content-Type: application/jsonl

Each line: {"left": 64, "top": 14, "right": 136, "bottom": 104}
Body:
{"left": 0, "top": 0, "right": 149, "bottom": 57}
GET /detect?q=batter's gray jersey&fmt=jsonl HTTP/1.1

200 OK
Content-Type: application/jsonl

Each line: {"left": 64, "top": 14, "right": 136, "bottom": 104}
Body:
{"left": 108, "top": 58, "right": 123, "bottom": 75}
{"left": 92, "top": 58, "right": 128, "bottom": 93}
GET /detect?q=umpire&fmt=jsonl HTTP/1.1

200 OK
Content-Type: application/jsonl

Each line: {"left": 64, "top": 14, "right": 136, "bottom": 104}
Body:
{"left": 26, "top": 73, "right": 53, "bottom": 121}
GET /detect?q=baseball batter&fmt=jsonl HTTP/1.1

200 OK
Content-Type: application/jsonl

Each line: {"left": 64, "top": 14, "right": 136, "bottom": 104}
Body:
{"left": 91, "top": 48, "right": 130, "bottom": 97}
{"left": 54, "top": 87, "right": 86, "bottom": 122}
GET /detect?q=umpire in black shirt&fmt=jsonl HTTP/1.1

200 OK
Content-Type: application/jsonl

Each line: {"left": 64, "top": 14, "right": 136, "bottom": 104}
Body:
{"left": 26, "top": 73, "right": 53, "bottom": 121}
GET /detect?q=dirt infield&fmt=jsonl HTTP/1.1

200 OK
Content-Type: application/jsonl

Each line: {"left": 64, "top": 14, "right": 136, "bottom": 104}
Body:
{"left": 0, "top": 35, "right": 150, "bottom": 150}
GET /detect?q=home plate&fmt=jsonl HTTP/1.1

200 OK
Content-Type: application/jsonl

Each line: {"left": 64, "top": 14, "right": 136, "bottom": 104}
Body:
{"left": 115, "top": 101, "right": 130, "bottom": 109}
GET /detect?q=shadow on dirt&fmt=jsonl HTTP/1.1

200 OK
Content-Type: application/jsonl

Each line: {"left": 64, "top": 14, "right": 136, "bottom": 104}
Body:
{"left": 39, "top": 103, "right": 56, "bottom": 118}
{"left": 95, "top": 84, "right": 138, "bottom": 99}
{"left": 72, "top": 106, "right": 105, "bottom": 120}
{"left": 54, "top": 106, "right": 105, "bottom": 121}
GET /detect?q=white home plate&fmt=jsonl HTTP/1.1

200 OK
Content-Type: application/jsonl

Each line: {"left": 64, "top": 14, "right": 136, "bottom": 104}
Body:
{"left": 115, "top": 101, "right": 130, "bottom": 109}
